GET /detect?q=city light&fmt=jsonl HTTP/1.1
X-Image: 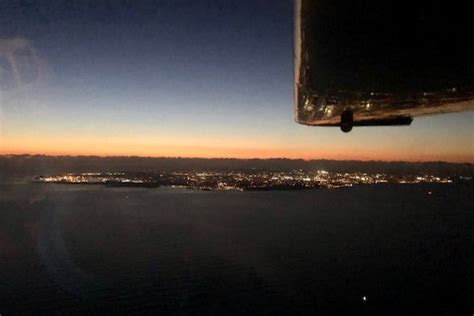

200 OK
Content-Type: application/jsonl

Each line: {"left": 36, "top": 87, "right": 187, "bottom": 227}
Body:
{"left": 34, "top": 170, "right": 458, "bottom": 191}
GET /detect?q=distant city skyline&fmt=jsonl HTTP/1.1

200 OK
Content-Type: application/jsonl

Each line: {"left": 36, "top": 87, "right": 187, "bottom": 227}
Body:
{"left": 1, "top": 0, "right": 473, "bottom": 163}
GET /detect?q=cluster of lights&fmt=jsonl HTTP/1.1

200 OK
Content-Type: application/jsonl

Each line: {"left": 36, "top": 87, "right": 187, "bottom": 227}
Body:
{"left": 35, "top": 170, "right": 458, "bottom": 191}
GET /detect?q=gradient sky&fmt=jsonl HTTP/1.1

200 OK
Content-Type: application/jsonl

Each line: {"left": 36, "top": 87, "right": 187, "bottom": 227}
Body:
{"left": 0, "top": 0, "right": 473, "bottom": 162}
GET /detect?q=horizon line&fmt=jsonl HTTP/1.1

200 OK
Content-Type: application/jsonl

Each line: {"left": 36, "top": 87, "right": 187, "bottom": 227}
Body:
{"left": 1, "top": 153, "right": 473, "bottom": 165}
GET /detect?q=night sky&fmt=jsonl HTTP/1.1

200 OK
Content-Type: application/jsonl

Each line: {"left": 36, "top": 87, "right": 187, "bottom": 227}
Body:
{"left": 1, "top": 0, "right": 473, "bottom": 162}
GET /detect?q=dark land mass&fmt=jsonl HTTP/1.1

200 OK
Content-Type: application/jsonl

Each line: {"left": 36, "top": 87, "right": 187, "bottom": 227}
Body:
{"left": 1, "top": 155, "right": 473, "bottom": 180}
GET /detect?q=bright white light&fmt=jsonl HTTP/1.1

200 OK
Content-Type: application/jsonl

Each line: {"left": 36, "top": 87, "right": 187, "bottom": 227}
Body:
{"left": 362, "top": 296, "right": 367, "bottom": 301}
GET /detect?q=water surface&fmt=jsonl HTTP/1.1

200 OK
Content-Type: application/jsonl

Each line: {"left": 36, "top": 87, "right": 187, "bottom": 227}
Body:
{"left": 1, "top": 183, "right": 473, "bottom": 314}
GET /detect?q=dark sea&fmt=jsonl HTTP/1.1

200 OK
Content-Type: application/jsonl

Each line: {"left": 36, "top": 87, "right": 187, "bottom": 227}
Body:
{"left": 1, "top": 182, "right": 473, "bottom": 315}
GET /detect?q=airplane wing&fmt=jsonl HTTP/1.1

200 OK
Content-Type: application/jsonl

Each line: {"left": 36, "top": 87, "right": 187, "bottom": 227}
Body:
{"left": 294, "top": 0, "right": 474, "bottom": 132}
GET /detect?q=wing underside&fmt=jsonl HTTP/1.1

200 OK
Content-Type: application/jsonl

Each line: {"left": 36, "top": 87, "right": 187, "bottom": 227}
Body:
{"left": 294, "top": 0, "right": 474, "bottom": 130}
{"left": 295, "top": 87, "right": 474, "bottom": 127}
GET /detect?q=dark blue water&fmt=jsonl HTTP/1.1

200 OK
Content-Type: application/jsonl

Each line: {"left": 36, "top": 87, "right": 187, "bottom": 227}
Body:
{"left": 1, "top": 183, "right": 473, "bottom": 315}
